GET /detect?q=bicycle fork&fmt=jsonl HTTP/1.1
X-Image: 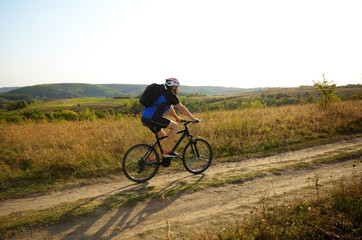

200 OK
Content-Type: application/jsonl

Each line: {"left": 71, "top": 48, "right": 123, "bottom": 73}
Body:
{"left": 189, "top": 140, "right": 201, "bottom": 159}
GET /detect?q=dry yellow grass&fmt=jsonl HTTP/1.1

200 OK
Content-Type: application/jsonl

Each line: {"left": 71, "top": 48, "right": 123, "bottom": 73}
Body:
{"left": 198, "top": 101, "right": 361, "bottom": 155}
{"left": 0, "top": 101, "right": 361, "bottom": 184}
{"left": 0, "top": 117, "right": 151, "bottom": 181}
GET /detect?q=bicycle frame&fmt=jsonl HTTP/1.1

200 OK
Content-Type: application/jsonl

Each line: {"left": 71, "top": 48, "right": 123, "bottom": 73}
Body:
{"left": 150, "top": 121, "right": 194, "bottom": 156}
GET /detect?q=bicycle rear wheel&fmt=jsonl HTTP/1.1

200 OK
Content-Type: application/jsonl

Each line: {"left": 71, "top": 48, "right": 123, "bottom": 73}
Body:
{"left": 182, "top": 139, "right": 212, "bottom": 174}
{"left": 122, "top": 144, "right": 160, "bottom": 183}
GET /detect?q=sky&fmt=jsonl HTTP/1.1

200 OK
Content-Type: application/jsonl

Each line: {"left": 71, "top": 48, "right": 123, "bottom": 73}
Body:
{"left": 0, "top": 0, "right": 361, "bottom": 89}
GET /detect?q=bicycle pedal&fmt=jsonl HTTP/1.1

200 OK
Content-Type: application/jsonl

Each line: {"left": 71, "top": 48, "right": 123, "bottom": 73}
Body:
{"left": 161, "top": 157, "right": 171, "bottom": 167}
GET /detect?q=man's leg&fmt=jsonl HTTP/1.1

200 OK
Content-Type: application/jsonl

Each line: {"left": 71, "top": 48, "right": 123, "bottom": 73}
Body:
{"left": 157, "top": 129, "right": 166, "bottom": 139}
{"left": 148, "top": 129, "right": 165, "bottom": 160}
{"left": 165, "top": 120, "right": 179, "bottom": 152}
{"left": 156, "top": 129, "right": 166, "bottom": 150}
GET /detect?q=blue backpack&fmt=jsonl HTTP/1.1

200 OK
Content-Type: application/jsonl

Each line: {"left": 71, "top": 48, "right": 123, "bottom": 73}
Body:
{"left": 139, "top": 83, "right": 167, "bottom": 107}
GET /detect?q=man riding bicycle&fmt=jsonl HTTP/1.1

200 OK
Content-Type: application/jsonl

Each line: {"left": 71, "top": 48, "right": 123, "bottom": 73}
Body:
{"left": 141, "top": 78, "right": 200, "bottom": 158}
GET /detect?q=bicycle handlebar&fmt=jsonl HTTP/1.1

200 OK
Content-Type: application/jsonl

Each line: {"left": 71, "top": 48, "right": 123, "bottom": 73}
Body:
{"left": 180, "top": 119, "right": 201, "bottom": 124}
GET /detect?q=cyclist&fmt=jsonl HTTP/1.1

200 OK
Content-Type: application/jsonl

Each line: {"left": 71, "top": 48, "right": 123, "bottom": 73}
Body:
{"left": 141, "top": 78, "right": 200, "bottom": 158}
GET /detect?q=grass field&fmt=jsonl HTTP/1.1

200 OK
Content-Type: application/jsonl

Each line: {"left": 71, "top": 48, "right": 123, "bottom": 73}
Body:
{"left": 27, "top": 97, "right": 137, "bottom": 109}
{"left": 0, "top": 100, "right": 361, "bottom": 200}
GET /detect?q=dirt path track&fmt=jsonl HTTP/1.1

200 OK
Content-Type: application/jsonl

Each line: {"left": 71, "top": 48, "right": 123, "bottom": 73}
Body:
{"left": 4, "top": 137, "right": 362, "bottom": 240}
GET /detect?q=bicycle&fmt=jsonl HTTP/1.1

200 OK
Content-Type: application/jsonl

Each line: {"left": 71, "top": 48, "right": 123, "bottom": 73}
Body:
{"left": 122, "top": 120, "right": 212, "bottom": 183}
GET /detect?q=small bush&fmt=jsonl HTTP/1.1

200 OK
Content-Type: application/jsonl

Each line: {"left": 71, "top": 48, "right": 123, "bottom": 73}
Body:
{"left": 313, "top": 74, "right": 338, "bottom": 109}
{"left": 61, "top": 110, "right": 78, "bottom": 121}
{"left": 6, "top": 100, "right": 28, "bottom": 111}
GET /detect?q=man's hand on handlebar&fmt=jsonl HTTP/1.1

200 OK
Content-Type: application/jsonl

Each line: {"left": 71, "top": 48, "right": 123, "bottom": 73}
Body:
{"left": 179, "top": 119, "right": 201, "bottom": 123}
{"left": 193, "top": 118, "right": 201, "bottom": 123}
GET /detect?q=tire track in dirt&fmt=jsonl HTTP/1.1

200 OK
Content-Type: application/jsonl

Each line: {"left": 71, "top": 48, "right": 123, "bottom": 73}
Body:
{"left": 4, "top": 137, "right": 362, "bottom": 239}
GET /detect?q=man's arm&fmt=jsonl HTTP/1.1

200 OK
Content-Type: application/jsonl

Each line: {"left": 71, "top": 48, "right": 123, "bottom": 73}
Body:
{"left": 175, "top": 103, "right": 199, "bottom": 122}
{"left": 169, "top": 106, "right": 181, "bottom": 122}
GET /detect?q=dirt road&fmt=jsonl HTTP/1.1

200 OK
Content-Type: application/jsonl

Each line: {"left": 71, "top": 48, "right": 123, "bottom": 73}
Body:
{"left": 3, "top": 137, "right": 362, "bottom": 240}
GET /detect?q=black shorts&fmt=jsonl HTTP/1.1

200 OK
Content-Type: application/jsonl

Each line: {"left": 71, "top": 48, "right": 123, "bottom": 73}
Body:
{"left": 141, "top": 117, "right": 170, "bottom": 133}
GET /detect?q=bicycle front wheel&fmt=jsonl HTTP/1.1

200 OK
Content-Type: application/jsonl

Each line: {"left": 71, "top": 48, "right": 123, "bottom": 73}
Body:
{"left": 183, "top": 139, "right": 212, "bottom": 174}
{"left": 122, "top": 144, "right": 160, "bottom": 183}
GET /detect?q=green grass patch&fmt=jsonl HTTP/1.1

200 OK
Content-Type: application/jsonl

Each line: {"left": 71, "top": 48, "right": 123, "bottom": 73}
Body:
{"left": 25, "top": 97, "right": 138, "bottom": 110}
{"left": 100, "top": 193, "right": 153, "bottom": 209}
{"left": 0, "top": 179, "right": 60, "bottom": 200}
{"left": 28, "top": 104, "right": 74, "bottom": 108}
{"left": 225, "top": 171, "right": 267, "bottom": 184}
{"left": 70, "top": 98, "right": 100, "bottom": 103}
{"left": 265, "top": 149, "right": 362, "bottom": 174}
{"left": 137, "top": 229, "right": 154, "bottom": 238}
{"left": 312, "top": 149, "right": 362, "bottom": 165}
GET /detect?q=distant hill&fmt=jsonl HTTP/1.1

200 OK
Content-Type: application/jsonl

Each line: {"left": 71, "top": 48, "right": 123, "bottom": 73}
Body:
{"left": 3, "top": 84, "right": 123, "bottom": 99}
{"left": 1, "top": 83, "right": 361, "bottom": 101}
{"left": 2, "top": 83, "right": 260, "bottom": 100}
{"left": 0, "top": 87, "right": 21, "bottom": 93}
{"left": 98, "top": 84, "right": 261, "bottom": 96}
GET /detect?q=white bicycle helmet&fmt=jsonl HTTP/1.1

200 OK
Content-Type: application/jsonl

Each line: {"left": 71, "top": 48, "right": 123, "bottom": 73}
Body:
{"left": 165, "top": 78, "right": 180, "bottom": 87}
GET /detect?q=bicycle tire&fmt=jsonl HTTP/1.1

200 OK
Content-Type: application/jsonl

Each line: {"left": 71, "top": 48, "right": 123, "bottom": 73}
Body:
{"left": 182, "top": 138, "right": 212, "bottom": 174}
{"left": 122, "top": 144, "right": 160, "bottom": 183}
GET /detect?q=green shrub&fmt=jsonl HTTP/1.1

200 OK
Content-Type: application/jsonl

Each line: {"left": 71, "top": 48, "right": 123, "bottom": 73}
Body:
{"left": 61, "top": 110, "right": 78, "bottom": 121}
{"left": 313, "top": 74, "right": 338, "bottom": 109}
{"left": 6, "top": 100, "right": 28, "bottom": 111}
{"left": 79, "top": 108, "right": 96, "bottom": 120}
{"left": 0, "top": 112, "right": 25, "bottom": 123}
